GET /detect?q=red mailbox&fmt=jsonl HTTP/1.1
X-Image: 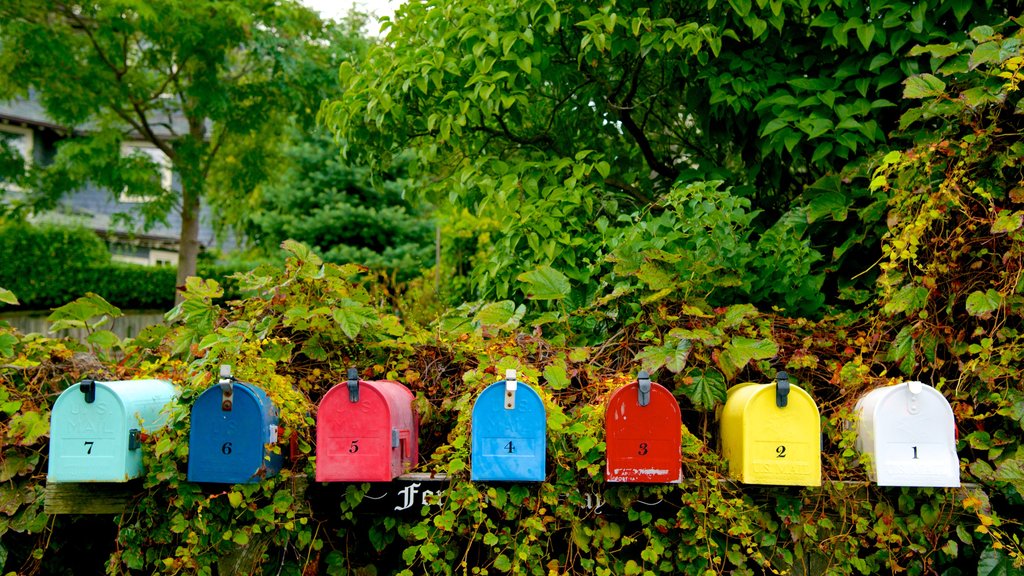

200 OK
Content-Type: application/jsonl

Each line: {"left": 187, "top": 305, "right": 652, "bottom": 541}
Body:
{"left": 605, "top": 371, "right": 682, "bottom": 483}
{"left": 316, "top": 369, "right": 419, "bottom": 482}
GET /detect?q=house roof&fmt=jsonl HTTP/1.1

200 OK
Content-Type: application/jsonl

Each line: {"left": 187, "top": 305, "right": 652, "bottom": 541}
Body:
{"left": 0, "top": 92, "right": 193, "bottom": 139}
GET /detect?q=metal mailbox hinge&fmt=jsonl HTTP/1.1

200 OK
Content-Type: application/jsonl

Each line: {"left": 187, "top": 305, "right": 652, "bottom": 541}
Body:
{"left": 219, "top": 365, "right": 235, "bottom": 411}
{"left": 637, "top": 370, "right": 652, "bottom": 407}
{"left": 775, "top": 371, "right": 790, "bottom": 408}
{"left": 504, "top": 369, "right": 517, "bottom": 410}
{"left": 80, "top": 380, "right": 96, "bottom": 404}
{"left": 347, "top": 367, "right": 360, "bottom": 403}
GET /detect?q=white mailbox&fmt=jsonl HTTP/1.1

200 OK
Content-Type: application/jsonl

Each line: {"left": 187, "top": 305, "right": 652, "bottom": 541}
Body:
{"left": 854, "top": 381, "right": 959, "bottom": 487}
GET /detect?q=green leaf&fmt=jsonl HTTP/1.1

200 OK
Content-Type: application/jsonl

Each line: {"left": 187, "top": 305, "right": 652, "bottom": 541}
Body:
{"left": 543, "top": 360, "right": 570, "bottom": 390}
{"left": 883, "top": 285, "right": 929, "bottom": 316}
{"left": 856, "top": 24, "right": 875, "bottom": 50}
{"left": 494, "top": 554, "right": 512, "bottom": 571}
{"left": 978, "top": 546, "right": 1016, "bottom": 576}
{"left": 474, "top": 300, "right": 524, "bottom": 330}
{"left": 682, "top": 368, "right": 727, "bottom": 411}
{"left": 728, "top": 0, "right": 751, "bottom": 17}
{"left": 717, "top": 337, "right": 778, "bottom": 379}
{"left": 48, "top": 293, "right": 122, "bottom": 332}
{"left": 333, "top": 300, "right": 377, "bottom": 339}
{"left": 965, "top": 289, "right": 1002, "bottom": 316}
{"left": 636, "top": 338, "right": 692, "bottom": 374}
{"left": 885, "top": 325, "right": 915, "bottom": 374}
{"left": 0, "top": 288, "right": 18, "bottom": 305}
{"left": 228, "top": 491, "right": 244, "bottom": 508}
{"left": 517, "top": 265, "right": 571, "bottom": 300}
{"left": 902, "top": 74, "right": 946, "bottom": 99}
{"left": 7, "top": 410, "right": 48, "bottom": 445}
{"left": 970, "top": 42, "right": 1001, "bottom": 69}
{"left": 992, "top": 210, "right": 1023, "bottom": 234}
{"left": 805, "top": 191, "right": 851, "bottom": 223}
{"left": 86, "top": 330, "right": 122, "bottom": 350}
{"left": 0, "top": 333, "right": 17, "bottom": 357}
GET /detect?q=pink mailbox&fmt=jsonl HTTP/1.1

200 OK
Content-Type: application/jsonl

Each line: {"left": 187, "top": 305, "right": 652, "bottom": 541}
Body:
{"left": 315, "top": 368, "right": 419, "bottom": 482}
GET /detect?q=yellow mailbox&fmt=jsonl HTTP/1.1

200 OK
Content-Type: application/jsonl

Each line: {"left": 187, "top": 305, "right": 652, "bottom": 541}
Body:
{"left": 719, "top": 372, "right": 821, "bottom": 486}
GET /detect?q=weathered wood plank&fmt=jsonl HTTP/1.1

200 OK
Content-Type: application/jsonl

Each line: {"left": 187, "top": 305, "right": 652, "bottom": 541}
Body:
{"left": 44, "top": 481, "right": 143, "bottom": 515}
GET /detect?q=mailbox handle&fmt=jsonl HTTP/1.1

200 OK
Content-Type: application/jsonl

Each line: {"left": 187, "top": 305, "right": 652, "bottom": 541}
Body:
{"left": 637, "top": 370, "right": 652, "bottom": 407}
{"left": 504, "top": 369, "right": 517, "bottom": 410}
{"left": 219, "top": 364, "right": 235, "bottom": 411}
{"left": 347, "top": 367, "right": 360, "bottom": 403}
{"left": 80, "top": 380, "right": 96, "bottom": 404}
{"left": 775, "top": 371, "right": 790, "bottom": 408}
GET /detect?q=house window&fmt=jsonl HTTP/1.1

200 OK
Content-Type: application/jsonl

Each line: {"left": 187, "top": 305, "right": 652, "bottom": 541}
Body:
{"left": 0, "top": 124, "right": 33, "bottom": 163}
{"left": 1, "top": 124, "right": 33, "bottom": 192}
{"left": 119, "top": 141, "right": 172, "bottom": 203}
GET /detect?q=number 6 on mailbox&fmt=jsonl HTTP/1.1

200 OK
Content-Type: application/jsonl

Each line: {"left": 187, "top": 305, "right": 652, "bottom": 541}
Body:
{"left": 471, "top": 370, "right": 546, "bottom": 482}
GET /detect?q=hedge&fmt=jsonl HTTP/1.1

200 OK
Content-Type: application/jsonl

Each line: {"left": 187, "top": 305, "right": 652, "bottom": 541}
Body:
{"left": 0, "top": 221, "right": 244, "bottom": 310}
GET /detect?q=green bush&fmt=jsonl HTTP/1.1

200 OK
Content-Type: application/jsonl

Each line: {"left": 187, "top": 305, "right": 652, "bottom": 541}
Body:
{"left": 0, "top": 221, "right": 245, "bottom": 310}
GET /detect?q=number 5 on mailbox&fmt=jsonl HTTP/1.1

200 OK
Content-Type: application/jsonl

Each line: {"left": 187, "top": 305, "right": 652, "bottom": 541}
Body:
{"left": 471, "top": 370, "right": 546, "bottom": 482}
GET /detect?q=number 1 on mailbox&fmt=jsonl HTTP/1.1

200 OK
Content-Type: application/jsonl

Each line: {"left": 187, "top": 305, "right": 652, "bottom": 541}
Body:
{"left": 471, "top": 370, "right": 546, "bottom": 482}
{"left": 606, "top": 371, "right": 682, "bottom": 483}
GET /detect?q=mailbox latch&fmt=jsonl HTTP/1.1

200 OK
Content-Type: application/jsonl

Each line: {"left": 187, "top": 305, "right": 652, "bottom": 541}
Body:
{"left": 392, "top": 427, "right": 400, "bottom": 449}
{"left": 637, "top": 370, "right": 652, "bottom": 407}
{"left": 775, "top": 371, "right": 790, "bottom": 408}
{"left": 347, "top": 367, "right": 360, "bottom": 403}
{"left": 219, "top": 365, "right": 235, "bottom": 411}
{"left": 80, "top": 380, "right": 96, "bottom": 404}
{"left": 504, "top": 369, "right": 518, "bottom": 410}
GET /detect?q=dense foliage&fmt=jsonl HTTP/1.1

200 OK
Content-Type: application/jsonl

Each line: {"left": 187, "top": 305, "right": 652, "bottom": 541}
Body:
{"left": 0, "top": 221, "right": 243, "bottom": 310}
{"left": 321, "top": 0, "right": 1014, "bottom": 319}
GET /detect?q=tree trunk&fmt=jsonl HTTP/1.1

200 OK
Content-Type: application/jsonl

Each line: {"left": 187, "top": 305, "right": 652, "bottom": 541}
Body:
{"left": 176, "top": 182, "right": 201, "bottom": 304}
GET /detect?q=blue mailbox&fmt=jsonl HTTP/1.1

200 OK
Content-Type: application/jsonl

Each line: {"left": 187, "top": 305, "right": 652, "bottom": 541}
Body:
{"left": 188, "top": 366, "right": 282, "bottom": 484}
{"left": 471, "top": 370, "right": 546, "bottom": 482}
{"left": 48, "top": 379, "right": 177, "bottom": 482}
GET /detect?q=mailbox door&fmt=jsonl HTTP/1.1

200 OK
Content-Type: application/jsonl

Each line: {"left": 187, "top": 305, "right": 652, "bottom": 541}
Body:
{"left": 721, "top": 383, "right": 820, "bottom": 486}
{"left": 605, "top": 382, "right": 681, "bottom": 483}
{"left": 375, "top": 382, "right": 418, "bottom": 477}
{"left": 48, "top": 382, "right": 128, "bottom": 482}
{"left": 870, "top": 384, "right": 960, "bottom": 487}
{"left": 743, "top": 385, "right": 820, "bottom": 486}
{"left": 188, "top": 384, "right": 274, "bottom": 484}
{"left": 316, "top": 383, "right": 391, "bottom": 482}
{"left": 471, "top": 382, "right": 546, "bottom": 482}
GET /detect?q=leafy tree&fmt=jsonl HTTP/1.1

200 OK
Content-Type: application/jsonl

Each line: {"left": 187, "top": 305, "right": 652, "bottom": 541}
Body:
{"left": 322, "top": 0, "right": 1012, "bottom": 319}
{"left": 0, "top": 0, "right": 329, "bottom": 299}
{"left": 246, "top": 128, "right": 435, "bottom": 280}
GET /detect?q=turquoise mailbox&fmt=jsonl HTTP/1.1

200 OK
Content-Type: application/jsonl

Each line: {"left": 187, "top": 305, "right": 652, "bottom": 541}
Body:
{"left": 188, "top": 366, "right": 282, "bottom": 484}
{"left": 48, "top": 379, "right": 177, "bottom": 482}
{"left": 471, "top": 370, "right": 546, "bottom": 482}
